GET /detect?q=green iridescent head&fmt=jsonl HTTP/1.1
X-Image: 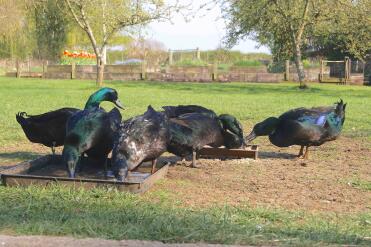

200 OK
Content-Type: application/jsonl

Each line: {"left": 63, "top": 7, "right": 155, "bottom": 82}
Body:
{"left": 245, "top": 117, "right": 280, "bottom": 143}
{"left": 218, "top": 114, "right": 244, "bottom": 138}
{"left": 84, "top": 87, "right": 124, "bottom": 110}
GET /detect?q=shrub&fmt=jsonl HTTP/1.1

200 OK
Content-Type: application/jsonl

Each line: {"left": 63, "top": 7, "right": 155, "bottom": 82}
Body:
{"left": 233, "top": 60, "right": 263, "bottom": 67}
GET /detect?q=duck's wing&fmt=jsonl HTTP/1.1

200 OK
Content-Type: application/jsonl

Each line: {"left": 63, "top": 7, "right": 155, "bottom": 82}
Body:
{"left": 108, "top": 107, "right": 122, "bottom": 132}
{"left": 279, "top": 106, "right": 334, "bottom": 127}
{"left": 168, "top": 120, "right": 194, "bottom": 147}
{"left": 16, "top": 108, "right": 80, "bottom": 146}
{"left": 162, "top": 105, "right": 217, "bottom": 118}
{"left": 23, "top": 108, "right": 80, "bottom": 122}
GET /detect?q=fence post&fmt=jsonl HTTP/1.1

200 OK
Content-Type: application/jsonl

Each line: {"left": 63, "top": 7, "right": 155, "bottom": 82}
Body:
{"left": 16, "top": 59, "right": 21, "bottom": 78}
{"left": 344, "top": 56, "right": 350, "bottom": 84}
{"left": 196, "top": 47, "right": 201, "bottom": 60}
{"left": 71, "top": 62, "right": 76, "bottom": 79}
{"left": 169, "top": 49, "right": 173, "bottom": 65}
{"left": 284, "top": 60, "right": 290, "bottom": 81}
{"left": 42, "top": 60, "right": 48, "bottom": 79}
{"left": 319, "top": 60, "right": 324, "bottom": 82}
{"left": 141, "top": 61, "right": 146, "bottom": 80}
{"left": 212, "top": 63, "right": 218, "bottom": 81}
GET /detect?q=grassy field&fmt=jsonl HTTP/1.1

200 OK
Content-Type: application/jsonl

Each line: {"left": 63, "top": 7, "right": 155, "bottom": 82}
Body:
{"left": 0, "top": 77, "right": 370, "bottom": 246}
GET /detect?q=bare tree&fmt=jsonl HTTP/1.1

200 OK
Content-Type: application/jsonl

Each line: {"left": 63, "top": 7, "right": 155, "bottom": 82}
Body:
{"left": 62, "top": 0, "right": 186, "bottom": 86}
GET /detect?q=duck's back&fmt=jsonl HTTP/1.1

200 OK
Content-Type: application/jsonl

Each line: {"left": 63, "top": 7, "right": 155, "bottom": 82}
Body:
{"left": 271, "top": 105, "right": 343, "bottom": 147}
{"left": 113, "top": 106, "right": 169, "bottom": 165}
{"left": 162, "top": 105, "right": 217, "bottom": 118}
{"left": 167, "top": 113, "right": 224, "bottom": 156}
{"left": 16, "top": 107, "right": 79, "bottom": 147}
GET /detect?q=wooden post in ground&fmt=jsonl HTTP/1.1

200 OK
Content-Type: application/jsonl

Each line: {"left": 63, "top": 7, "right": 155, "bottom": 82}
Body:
{"left": 168, "top": 49, "right": 173, "bottom": 65}
{"left": 212, "top": 63, "right": 218, "bottom": 81}
{"left": 141, "top": 61, "right": 146, "bottom": 80}
{"left": 196, "top": 47, "right": 201, "bottom": 60}
{"left": 16, "top": 59, "right": 21, "bottom": 78}
{"left": 71, "top": 62, "right": 76, "bottom": 79}
{"left": 319, "top": 60, "right": 324, "bottom": 82}
{"left": 42, "top": 60, "right": 48, "bottom": 79}
{"left": 344, "top": 56, "right": 350, "bottom": 84}
{"left": 285, "top": 60, "right": 290, "bottom": 81}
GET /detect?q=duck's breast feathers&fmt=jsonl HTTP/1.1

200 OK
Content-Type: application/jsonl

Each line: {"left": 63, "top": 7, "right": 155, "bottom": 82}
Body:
{"left": 66, "top": 108, "right": 106, "bottom": 133}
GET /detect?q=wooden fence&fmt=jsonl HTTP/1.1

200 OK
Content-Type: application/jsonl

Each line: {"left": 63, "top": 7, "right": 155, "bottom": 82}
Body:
{"left": 4, "top": 59, "right": 369, "bottom": 85}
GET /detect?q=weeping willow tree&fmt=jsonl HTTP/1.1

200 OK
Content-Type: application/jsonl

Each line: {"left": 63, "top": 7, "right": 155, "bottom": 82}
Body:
{"left": 0, "top": 0, "right": 36, "bottom": 59}
{"left": 33, "top": 0, "right": 69, "bottom": 60}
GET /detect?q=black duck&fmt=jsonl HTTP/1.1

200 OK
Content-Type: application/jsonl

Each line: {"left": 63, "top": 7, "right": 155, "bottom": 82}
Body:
{"left": 16, "top": 107, "right": 80, "bottom": 154}
{"left": 62, "top": 87, "right": 123, "bottom": 178}
{"left": 245, "top": 100, "right": 346, "bottom": 159}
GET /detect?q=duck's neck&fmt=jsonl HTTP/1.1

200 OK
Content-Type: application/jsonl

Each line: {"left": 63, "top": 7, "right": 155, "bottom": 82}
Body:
{"left": 84, "top": 94, "right": 103, "bottom": 110}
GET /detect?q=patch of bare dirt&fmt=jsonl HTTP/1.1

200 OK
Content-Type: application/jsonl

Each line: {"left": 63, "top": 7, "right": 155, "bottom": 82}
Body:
{"left": 146, "top": 136, "right": 371, "bottom": 213}
{"left": 1, "top": 137, "right": 370, "bottom": 213}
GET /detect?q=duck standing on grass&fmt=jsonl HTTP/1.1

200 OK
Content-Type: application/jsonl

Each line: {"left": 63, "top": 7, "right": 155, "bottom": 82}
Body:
{"left": 62, "top": 87, "right": 124, "bottom": 178}
{"left": 245, "top": 100, "right": 346, "bottom": 159}
{"left": 16, "top": 108, "right": 80, "bottom": 154}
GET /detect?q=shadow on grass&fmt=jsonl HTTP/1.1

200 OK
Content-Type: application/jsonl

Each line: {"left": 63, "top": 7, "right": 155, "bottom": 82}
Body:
{"left": 258, "top": 151, "right": 297, "bottom": 159}
{"left": 0, "top": 152, "right": 42, "bottom": 162}
{"left": 0, "top": 185, "right": 369, "bottom": 246}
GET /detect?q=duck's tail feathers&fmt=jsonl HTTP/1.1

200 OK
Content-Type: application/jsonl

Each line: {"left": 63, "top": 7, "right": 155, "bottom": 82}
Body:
{"left": 16, "top": 112, "right": 29, "bottom": 125}
{"left": 334, "top": 99, "right": 346, "bottom": 115}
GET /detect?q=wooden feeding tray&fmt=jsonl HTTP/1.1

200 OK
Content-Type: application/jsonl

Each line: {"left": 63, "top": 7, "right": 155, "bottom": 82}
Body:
{"left": 0, "top": 155, "right": 169, "bottom": 194}
{"left": 197, "top": 145, "right": 258, "bottom": 160}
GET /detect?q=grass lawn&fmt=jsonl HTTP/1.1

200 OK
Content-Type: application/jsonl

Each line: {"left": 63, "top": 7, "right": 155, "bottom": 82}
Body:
{"left": 0, "top": 77, "right": 370, "bottom": 246}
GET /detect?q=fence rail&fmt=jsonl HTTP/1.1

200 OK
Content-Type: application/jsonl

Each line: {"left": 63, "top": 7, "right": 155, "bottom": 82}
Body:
{"left": 3, "top": 59, "right": 369, "bottom": 85}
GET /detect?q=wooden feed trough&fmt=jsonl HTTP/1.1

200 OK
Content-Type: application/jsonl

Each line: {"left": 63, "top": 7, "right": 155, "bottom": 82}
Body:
{"left": 0, "top": 155, "right": 169, "bottom": 194}
{"left": 197, "top": 145, "right": 259, "bottom": 160}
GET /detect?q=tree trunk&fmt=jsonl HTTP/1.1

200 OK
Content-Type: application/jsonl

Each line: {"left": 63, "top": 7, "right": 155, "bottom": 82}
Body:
{"left": 293, "top": 43, "right": 307, "bottom": 89}
{"left": 96, "top": 56, "right": 104, "bottom": 87}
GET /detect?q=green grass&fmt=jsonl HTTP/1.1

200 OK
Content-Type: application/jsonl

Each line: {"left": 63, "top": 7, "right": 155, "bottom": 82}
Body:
{"left": 233, "top": 60, "right": 263, "bottom": 67}
{"left": 0, "top": 185, "right": 370, "bottom": 246}
{"left": 174, "top": 59, "right": 209, "bottom": 66}
{"left": 1, "top": 77, "right": 370, "bottom": 146}
{"left": 0, "top": 77, "right": 371, "bottom": 245}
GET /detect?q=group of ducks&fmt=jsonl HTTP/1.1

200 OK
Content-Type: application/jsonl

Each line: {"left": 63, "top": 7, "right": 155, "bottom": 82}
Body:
{"left": 16, "top": 87, "right": 346, "bottom": 182}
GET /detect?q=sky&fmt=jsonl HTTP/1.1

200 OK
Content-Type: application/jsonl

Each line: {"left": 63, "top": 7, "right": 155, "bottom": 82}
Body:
{"left": 147, "top": 2, "right": 270, "bottom": 54}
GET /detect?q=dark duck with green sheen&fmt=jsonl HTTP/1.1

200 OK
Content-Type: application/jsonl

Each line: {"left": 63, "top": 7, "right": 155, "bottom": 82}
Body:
{"left": 112, "top": 106, "right": 170, "bottom": 181}
{"left": 245, "top": 100, "right": 346, "bottom": 159}
{"left": 62, "top": 87, "right": 124, "bottom": 178}
{"left": 164, "top": 105, "right": 245, "bottom": 167}
{"left": 16, "top": 108, "right": 80, "bottom": 154}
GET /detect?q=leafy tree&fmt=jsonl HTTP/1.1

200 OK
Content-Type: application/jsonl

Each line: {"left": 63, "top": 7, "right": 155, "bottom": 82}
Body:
{"left": 62, "top": 0, "right": 185, "bottom": 86}
{"left": 222, "top": 0, "right": 340, "bottom": 88}
{"left": 0, "top": 0, "right": 36, "bottom": 59}
{"left": 309, "top": 0, "right": 371, "bottom": 61}
{"left": 32, "top": 0, "right": 69, "bottom": 60}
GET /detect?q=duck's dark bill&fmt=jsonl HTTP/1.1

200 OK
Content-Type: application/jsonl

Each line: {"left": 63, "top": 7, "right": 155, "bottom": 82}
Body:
{"left": 245, "top": 131, "right": 257, "bottom": 143}
{"left": 114, "top": 99, "right": 125, "bottom": 109}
